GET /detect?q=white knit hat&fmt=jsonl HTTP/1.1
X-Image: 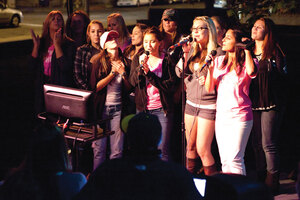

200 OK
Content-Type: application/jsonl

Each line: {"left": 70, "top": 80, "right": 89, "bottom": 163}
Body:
{"left": 100, "top": 30, "right": 119, "bottom": 49}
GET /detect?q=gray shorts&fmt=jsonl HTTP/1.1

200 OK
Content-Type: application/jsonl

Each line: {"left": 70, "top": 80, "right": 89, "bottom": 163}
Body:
{"left": 185, "top": 103, "right": 216, "bottom": 120}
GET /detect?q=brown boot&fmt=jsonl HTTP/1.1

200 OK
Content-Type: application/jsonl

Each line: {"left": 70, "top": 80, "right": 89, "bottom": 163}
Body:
{"left": 186, "top": 158, "right": 201, "bottom": 174}
{"left": 203, "top": 163, "right": 218, "bottom": 176}
{"left": 265, "top": 171, "right": 280, "bottom": 195}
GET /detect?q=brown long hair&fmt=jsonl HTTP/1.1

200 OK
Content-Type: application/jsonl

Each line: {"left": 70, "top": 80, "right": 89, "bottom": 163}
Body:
{"left": 124, "top": 23, "right": 148, "bottom": 59}
{"left": 66, "top": 10, "right": 90, "bottom": 44}
{"left": 86, "top": 20, "right": 104, "bottom": 44}
{"left": 256, "top": 18, "right": 277, "bottom": 60}
{"left": 221, "top": 29, "right": 245, "bottom": 75}
{"left": 41, "top": 10, "right": 65, "bottom": 56}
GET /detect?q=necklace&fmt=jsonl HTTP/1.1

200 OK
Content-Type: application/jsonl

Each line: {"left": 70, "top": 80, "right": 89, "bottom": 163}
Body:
{"left": 255, "top": 53, "right": 262, "bottom": 61}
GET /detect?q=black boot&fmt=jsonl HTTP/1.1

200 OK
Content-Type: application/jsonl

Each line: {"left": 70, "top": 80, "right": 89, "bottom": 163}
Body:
{"left": 265, "top": 171, "right": 280, "bottom": 195}
{"left": 257, "top": 170, "right": 267, "bottom": 183}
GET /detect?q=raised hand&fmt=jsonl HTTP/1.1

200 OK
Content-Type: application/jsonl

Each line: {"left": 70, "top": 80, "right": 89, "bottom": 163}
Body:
{"left": 53, "top": 28, "right": 62, "bottom": 47}
{"left": 30, "top": 29, "right": 40, "bottom": 58}
{"left": 31, "top": 29, "right": 40, "bottom": 48}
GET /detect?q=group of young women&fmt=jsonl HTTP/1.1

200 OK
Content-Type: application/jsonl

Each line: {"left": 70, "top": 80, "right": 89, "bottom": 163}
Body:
{"left": 30, "top": 8, "right": 286, "bottom": 194}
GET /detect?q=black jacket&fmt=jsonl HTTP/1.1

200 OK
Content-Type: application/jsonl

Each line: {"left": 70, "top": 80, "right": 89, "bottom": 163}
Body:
{"left": 29, "top": 36, "right": 76, "bottom": 115}
{"left": 129, "top": 50, "right": 176, "bottom": 114}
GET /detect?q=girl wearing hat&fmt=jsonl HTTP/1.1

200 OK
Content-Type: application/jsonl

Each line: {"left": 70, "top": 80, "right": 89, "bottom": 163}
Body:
{"left": 159, "top": 9, "right": 182, "bottom": 52}
{"left": 129, "top": 26, "right": 176, "bottom": 162}
{"left": 89, "top": 30, "right": 132, "bottom": 169}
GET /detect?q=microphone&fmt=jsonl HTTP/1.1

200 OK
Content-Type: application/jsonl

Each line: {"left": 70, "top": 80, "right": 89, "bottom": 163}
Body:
{"left": 168, "top": 35, "right": 193, "bottom": 51}
{"left": 236, "top": 40, "right": 255, "bottom": 50}
{"left": 139, "top": 51, "right": 150, "bottom": 76}
{"left": 198, "top": 50, "right": 217, "bottom": 73}
{"left": 140, "top": 51, "right": 150, "bottom": 69}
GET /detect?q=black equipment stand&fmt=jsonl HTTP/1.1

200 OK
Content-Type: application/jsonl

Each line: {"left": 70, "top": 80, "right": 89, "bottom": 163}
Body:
{"left": 179, "top": 50, "right": 186, "bottom": 167}
{"left": 37, "top": 112, "right": 114, "bottom": 171}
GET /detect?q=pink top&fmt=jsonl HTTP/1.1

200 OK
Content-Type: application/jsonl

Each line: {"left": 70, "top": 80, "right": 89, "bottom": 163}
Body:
{"left": 146, "top": 54, "right": 164, "bottom": 110}
{"left": 120, "top": 38, "right": 131, "bottom": 52}
{"left": 43, "top": 45, "right": 55, "bottom": 76}
{"left": 213, "top": 55, "right": 258, "bottom": 121}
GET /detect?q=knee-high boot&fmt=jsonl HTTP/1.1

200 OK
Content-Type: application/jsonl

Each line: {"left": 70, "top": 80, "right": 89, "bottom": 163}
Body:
{"left": 203, "top": 163, "right": 218, "bottom": 176}
{"left": 265, "top": 171, "right": 280, "bottom": 195}
{"left": 186, "top": 158, "right": 201, "bottom": 174}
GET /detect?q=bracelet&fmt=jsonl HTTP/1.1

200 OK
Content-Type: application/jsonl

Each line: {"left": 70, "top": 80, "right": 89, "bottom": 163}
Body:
{"left": 111, "top": 71, "right": 116, "bottom": 76}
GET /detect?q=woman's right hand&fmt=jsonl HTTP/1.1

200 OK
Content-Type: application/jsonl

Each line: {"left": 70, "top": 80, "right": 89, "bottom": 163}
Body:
{"left": 30, "top": 29, "right": 40, "bottom": 58}
{"left": 205, "top": 54, "right": 215, "bottom": 69}
{"left": 182, "top": 42, "right": 191, "bottom": 55}
{"left": 111, "top": 62, "right": 119, "bottom": 76}
{"left": 31, "top": 29, "right": 40, "bottom": 48}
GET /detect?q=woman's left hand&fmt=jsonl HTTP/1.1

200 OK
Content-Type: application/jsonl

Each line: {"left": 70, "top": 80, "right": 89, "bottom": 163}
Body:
{"left": 111, "top": 60, "right": 125, "bottom": 75}
{"left": 197, "top": 75, "right": 206, "bottom": 85}
{"left": 53, "top": 28, "right": 62, "bottom": 47}
{"left": 142, "top": 62, "right": 150, "bottom": 75}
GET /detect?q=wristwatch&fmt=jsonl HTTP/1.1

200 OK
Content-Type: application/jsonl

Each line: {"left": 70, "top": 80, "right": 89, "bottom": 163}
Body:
{"left": 111, "top": 71, "right": 117, "bottom": 76}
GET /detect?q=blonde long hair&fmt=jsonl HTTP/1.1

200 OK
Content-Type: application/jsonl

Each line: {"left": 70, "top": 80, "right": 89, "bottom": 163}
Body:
{"left": 189, "top": 16, "right": 218, "bottom": 72}
{"left": 107, "top": 13, "right": 130, "bottom": 45}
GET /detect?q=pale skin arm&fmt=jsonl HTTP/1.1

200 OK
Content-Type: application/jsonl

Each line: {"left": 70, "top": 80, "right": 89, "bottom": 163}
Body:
{"left": 205, "top": 55, "right": 215, "bottom": 93}
{"left": 176, "top": 42, "right": 191, "bottom": 71}
{"left": 244, "top": 49, "right": 257, "bottom": 76}
{"left": 95, "top": 64, "right": 118, "bottom": 92}
{"left": 30, "top": 29, "right": 40, "bottom": 58}
{"left": 53, "top": 28, "right": 64, "bottom": 58}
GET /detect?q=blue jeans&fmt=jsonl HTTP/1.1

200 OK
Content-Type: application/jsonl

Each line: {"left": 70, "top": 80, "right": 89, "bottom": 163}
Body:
{"left": 138, "top": 108, "right": 173, "bottom": 162}
{"left": 252, "top": 109, "right": 283, "bottom": 173}
{"left": 92, "top": 104, "right": 123, "bottom": 170}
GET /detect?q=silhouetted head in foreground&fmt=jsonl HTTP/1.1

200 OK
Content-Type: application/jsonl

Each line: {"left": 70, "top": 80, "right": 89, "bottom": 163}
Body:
{"left": 126, "top": 112, "right": 162, "bottom": 159}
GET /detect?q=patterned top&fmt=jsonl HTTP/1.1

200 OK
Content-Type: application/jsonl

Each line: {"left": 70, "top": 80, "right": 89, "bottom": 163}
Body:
{"left": 74, "top": 44, "right": 100, "bottom": 90}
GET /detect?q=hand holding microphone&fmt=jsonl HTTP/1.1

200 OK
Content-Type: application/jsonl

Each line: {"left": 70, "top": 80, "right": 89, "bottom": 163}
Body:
{"left": 168, "top": 35, "right": 193, "bottom": 51}
{"left": 139, "top": 51, "right": 150, "bottom": 75}
{"left": 236, "top": 38, "right": 255, "bottom": 51}
{"left": 199, "top": 50, "right": 217, "bottom": 73}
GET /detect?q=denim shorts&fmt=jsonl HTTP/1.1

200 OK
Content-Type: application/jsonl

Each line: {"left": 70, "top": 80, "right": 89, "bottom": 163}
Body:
{"left": 185, "top": 103, "right": 216, "bottom": 120}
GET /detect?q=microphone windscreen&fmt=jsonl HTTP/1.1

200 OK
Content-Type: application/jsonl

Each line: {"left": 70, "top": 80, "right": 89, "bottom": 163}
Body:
{"left": 145, "top": 51, "right": 150, "bottom": 56}
{"left": 211, "top": 50, "right": 217, "bottom": 56}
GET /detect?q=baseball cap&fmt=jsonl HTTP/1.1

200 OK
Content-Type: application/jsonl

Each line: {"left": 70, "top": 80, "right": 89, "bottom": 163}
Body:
{"left": 100, "top": 30, "right": 119, "bottom": 49}
{"left": 161, "top": 8, "right": 178, "bottom": 21}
